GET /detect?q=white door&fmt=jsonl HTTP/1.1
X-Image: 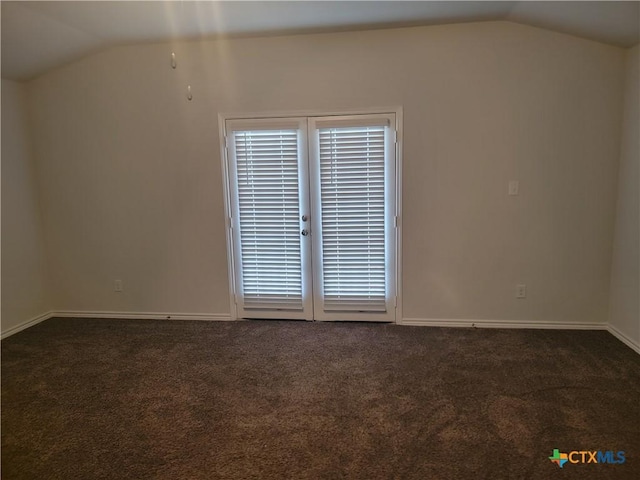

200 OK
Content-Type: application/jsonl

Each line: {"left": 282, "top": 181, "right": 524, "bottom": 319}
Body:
{"left": 224, "top": 113, "right": 397, "bottom": 322}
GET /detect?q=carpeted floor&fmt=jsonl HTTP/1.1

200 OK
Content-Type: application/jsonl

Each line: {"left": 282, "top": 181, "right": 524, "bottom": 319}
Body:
{"left": 2, "top": 318, "right": 639, "bottom": 479}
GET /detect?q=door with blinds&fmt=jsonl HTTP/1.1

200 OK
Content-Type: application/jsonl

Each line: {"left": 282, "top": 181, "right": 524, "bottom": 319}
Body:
{"left": 224, "top": 113, "right": 397, "bottom": 322}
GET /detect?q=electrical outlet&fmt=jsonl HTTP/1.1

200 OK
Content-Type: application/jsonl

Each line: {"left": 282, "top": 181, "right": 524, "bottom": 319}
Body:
{"left": 516, "top": 284, "right": 526, "bottom": 299}
{"left": 508, "top": 180, "right": 519, "bottom": 196}
{"left": 114, "top": 279, "right": 123, "bottom": 292}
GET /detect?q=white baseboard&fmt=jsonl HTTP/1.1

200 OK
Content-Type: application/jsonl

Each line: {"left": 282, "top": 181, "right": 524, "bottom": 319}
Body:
{"left": 400, "top": 317, "right": 640, "bottom": 354}
{"left": 1, "top": 311, "right": 54, "bottom": 339}
{"left": 607, "top": 324, "right": 640, "bottom": 354}
{"left": 51, "top": 310, "right": 233, "bottom": 322}
{"left": 1, "top": 310, "right": 233, "bottom": 339}
{"left": 399, "top": 317, "right": 608, "bottom": 330}
{"left": 4, "top": 313, "right": 637, "bottom": 355}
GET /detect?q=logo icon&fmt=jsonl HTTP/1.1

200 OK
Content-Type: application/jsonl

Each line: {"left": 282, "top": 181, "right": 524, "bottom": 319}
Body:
{"left": 549, "top": 449, "right": 569, "bottom": 468}
{"left": 549, "top": 449, "right": 625, "bottom": 467}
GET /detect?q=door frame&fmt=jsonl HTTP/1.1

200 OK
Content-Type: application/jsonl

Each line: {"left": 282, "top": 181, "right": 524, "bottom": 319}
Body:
{"left": 218, "top": 107, "right": 403, "bottom": 323}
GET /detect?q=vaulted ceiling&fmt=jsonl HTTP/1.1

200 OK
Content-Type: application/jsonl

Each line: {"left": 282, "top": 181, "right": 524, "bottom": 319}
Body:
{"left": 2, "top": 1, "right": 639, "bottom": 81}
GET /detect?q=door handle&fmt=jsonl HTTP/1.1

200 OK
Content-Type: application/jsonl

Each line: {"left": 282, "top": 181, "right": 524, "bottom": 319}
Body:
{"left": 301, "top": 229, "right": 309, "bottom": 236}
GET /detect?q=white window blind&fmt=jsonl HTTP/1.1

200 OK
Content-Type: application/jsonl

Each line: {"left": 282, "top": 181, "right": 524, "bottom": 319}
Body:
{"left": 232, "top": 128, "right": 304, "bottom": 310}
{"left": 316, "top": 124, "right": 388, "bottom": 312}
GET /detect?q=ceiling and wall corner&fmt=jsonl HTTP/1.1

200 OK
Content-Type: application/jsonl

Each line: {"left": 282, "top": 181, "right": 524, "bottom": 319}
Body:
{"left": 1, "top": 1, "right": 639, "bottom": 81}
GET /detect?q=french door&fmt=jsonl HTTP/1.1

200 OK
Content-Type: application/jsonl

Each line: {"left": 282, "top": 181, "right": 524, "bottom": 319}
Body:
{"left": 223, "top": 113, "right": 398, "bottom": 322}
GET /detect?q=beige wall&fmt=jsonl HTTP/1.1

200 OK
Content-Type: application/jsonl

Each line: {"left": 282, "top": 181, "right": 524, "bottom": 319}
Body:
{"left": 27, "top": 21, "right": 625, "bottom": 324}
{"left": 1, "top": 79, "right": 51, "bottom": 333}
{"left": 609, "top": 45, "right": 640, "bottom": 345}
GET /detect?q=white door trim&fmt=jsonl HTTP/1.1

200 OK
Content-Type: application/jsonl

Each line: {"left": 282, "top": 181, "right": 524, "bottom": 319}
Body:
{"left": 219, "top": 107, "right": 403, "bottom": 322}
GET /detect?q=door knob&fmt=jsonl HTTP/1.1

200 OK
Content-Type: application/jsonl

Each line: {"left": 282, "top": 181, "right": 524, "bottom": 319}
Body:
{"left": 301, "top": 229, "right": 309, "bottom": 236}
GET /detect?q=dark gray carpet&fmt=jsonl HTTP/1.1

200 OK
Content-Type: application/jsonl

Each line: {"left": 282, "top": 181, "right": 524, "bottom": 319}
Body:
{"left": 2, "top": 318, "right": 639, "bottom": 479}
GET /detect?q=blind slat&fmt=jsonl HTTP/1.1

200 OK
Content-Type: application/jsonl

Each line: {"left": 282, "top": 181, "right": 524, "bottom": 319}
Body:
{"left": 233, "top": 128, "right": 303, "bottom": 310}
{"left": 318, "top": 125, "right": 388, "bottom": 313}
